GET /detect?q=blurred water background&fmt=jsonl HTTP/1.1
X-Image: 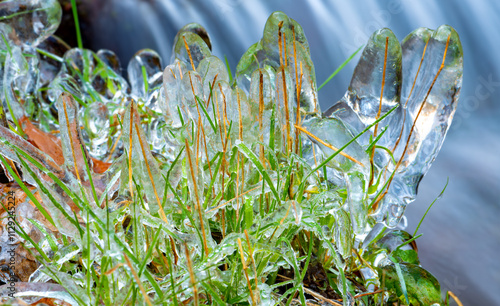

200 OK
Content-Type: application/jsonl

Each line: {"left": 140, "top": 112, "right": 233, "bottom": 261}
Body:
{"left": 58, "top": 0, "right": 500, "bottom": 304}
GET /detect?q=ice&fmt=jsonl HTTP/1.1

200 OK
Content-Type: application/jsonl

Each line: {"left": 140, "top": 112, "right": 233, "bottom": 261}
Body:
{"left": 324, "top": 26, "right": 462, "bottom": 227}
{"left": 0, "top": 0, "right": 62, "bottom": 47}
{"left": 0, "top": 7, "right": 464, "bottom": 303}
{"left": 198, "top": 55, "right": 229, "bottom": 98}
{"left": 377, "top": 25, "right": 463, "bottom": 226}
{"left": 180, "top": 70, "right": 204, "bottom": 123}
{"left": 161, "top": 60, "right": 185, "bottom": 129}
{"left": 37, "top": 36, "right": 69, "bottom": 87}
{"left": 94, "top": 49, "right": 129, "bottom": 102}
{"left": 1, "top": 45, "right": 38, "bottom": 120}
{"left": 127, "top": 49, "right": 163, "bottom": 101}
{"left": 119, "top": 102, "right": 167, "bottom": 217}
{"left": 236, "top": 11, "right": 319, "bottom": 114}
{"left": 82, "top": 102, "right": 110, "bottom": 159}
{"left": 324, "top": 28, "right": 402, "bottom": 151}
{"left": 172, "top": 23, "right": 212, "bottom": 70}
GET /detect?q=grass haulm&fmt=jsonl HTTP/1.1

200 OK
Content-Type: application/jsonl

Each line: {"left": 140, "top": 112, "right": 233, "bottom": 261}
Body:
{"left": 0, "top": 6, "right": 464, "bottom": 306}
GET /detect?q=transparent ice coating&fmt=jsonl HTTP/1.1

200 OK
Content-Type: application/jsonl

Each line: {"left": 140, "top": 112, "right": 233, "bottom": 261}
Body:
{"left": 161, "top": 59, "right": 186, "bottom": 129}
{"left": 94, "top": 49, "right": 129, "bottom": 101}
{"left": 172, "top": 23, "right": 212, "bottom": 70}
{"left": 1, "top": 45, "right": 39, "bottom": 120}
{"left": 377, "top": 25, "right": 463, "bottom": 226}
{"left": 82, "top": 102, "right": 110, "bottom": 159}
{"left": 127, "top": 49, "right": 163, "bottom": 101}
{"left": 0, "top": 0, "right": 62, "bottom": 47}
{"left": 37, "top": 35, "right": 70, "bottom": 87}
{"left": 325, "top": 28, "right": 402, "bottom": 149}
{"left": 325, "top": 26, "right": 463, "bottom": 227}
{"left": 119, "top": 102, "right": 168, "bottom": 216}
{"left": 301, "top": 116, "right": 370, "bottom": 235}
{"left": 236, "top": 11, "right": 319, "bottom": 115}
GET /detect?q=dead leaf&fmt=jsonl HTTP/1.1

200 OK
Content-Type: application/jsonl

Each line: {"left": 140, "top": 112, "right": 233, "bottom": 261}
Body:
{"left": 19, "top": 116, "right": 111, "bottom": 173}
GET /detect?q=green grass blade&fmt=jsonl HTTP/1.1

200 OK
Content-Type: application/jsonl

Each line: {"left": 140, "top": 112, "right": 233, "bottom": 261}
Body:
{"left": 413, "top": 178, "right": 449, "bottom": 237}
{"left": 138, "top": 225, "right": 163, "bottom": 276}
{"left": 389, "top": 255, "right": 409, "bottom": 304}
{"left": 225, "top": 55, "right": 233, "bottom": 83}
{"left": 236, "top": 141, "right": 280, "bottom": 203}
{"left": 195, "top": 95, "right": 217, "bottom": 133}
{"left": 0, "top": 154, "right": 55, "bottom": 226}
{"left": 298, "top": 104, "right": 399, "bottom": 202}
{"left": 70, "top": 0, "right": 83, "bottom": 49}
{"left": 141, "top": 65, "right": 149, "bottom": 94}
{"left": 318, "top": 44, "right": 363, "bottom": 91}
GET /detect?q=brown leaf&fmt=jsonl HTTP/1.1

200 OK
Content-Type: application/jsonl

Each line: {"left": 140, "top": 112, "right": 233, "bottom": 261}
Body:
{"left": 19, "top": 116, "right": 111, "bottom": 173}
{"left": 20, "top": 116, "right": 64, "bottom": 165}
{"left": 92, "top": 157, "right": 111, "bottom": 173}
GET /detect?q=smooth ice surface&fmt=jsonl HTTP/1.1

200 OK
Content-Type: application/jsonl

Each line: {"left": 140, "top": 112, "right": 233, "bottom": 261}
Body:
{"left": 0, "top": 0, "right": 62, "bottom": 47}
{"left": 325, "top": 25, "right": 463, "bottom": 227}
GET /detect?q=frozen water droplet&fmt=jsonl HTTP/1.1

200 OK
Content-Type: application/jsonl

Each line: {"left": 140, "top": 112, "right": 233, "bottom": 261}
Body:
{"left": 127, "top": 49, "right": 163, "bottom": 100}
{"left": 197, "top": 55, "right": 229, "bottom": 97}
{"left": 37, "top": 35, "right": 69, "bottom": 88}
{"left": 161, "top": 60, "right": 186, "bottom": 129}
{"left": 173, "top": 23, "right": 212, "bottom": 51}
{"left": 83, "top": 102, "right": 110, "bottom": 159}
{"left": 0, "top": 0, "right": 62, "bottom": 47}
{"left": 172, "top": 28, "right": 211, "bottom": 70}
{"left": 180, "top": 70, "right": 203, "bottom": 122}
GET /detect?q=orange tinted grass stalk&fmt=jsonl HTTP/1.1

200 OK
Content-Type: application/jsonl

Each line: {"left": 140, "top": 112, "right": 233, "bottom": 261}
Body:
{"left": 236, "top": 89, "right": 243, "bottom": 218}
{"left": 185, "top": 139, "right": 209, "bottom": 256}
{"left": 103, "top": 263, "right": 124, "bottom": 275}
{"left": 134, "top": 122, "right": 169, "bottom": 224}
{"left": 295, "top": 125, "right": 364, "bottom": 166}
{"left": 258, "top": 72, "right": 265, "bottom": 167}
{"left": 238, "top": 238, "right": 256, "bottom": 306}
{"left": 353, "top": 290, "right": 384, "bottom": 299}
{"left": 105, "top": 128, "right": 122, "bottom": 163}
{"left": 237, "top": 89, "right": 243, "bottom": 140}
{"left": 369, "top": 36, "right": 389, "bottom": 187}
{"left": 236, "top": 153, "right": 240, "bottom": 221}
{"left": 279, "top": 27, "right": 290, "bottom": 154}
{"left": 177, "top": 61, "right": 183, "bottom": 80}
{"left": 207, "top": 183, "right": 262, "bottom": 213}
{"left": 373, "top": 34, "right": 451, "bottom": 210}
{"left": 295, "top": 62, "right": 303, "bottom": 154}
{"left": 244, "top": 229, "right": 259, "bottom": 289}
{"left": 169, "top": 236, "right": 178, "bottom": 265}
{"left": 184, "top": 244, "right": 199, "bottom": 306}
{"left": 218, "top": 83, "right": 230, "bottom": 149}
{"left": 62, "top": 98, "right": 81, "bottom": 182}
{"left": 182, "top": 35, "right": 196, "bottom": 72}
{"left": 169, "top": 68, "right": 176, "bottom": 79}
{"left": 200, "top": 125, "right": 213, "bottom": 194}
{"left": 269, "top": 201, "right": 292, "bottom": 241}
{"left": 447, "top": 291, "right": 464, "bottom": 306}
{"left": 188, "top": 72, "right": 203, "bottom": 169}
{"left": 206, "top": 74, "right": 218, "bottom": 108}
{"left": 128, "top": 103, "right": 134, "bottom": 197}
{"left": 124, "top": 254, "right": 153, "bottom": 306}
{"left": 278, "top": 21, "right": 284, "bottom": 66}
{"left": 293, "top": 24, "right": 301, "bottom": 154}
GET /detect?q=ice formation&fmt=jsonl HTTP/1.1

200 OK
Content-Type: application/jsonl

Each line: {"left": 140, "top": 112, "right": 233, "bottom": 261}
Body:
{"left": 0, "top": 1, "right": 462, "bottom": 303}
